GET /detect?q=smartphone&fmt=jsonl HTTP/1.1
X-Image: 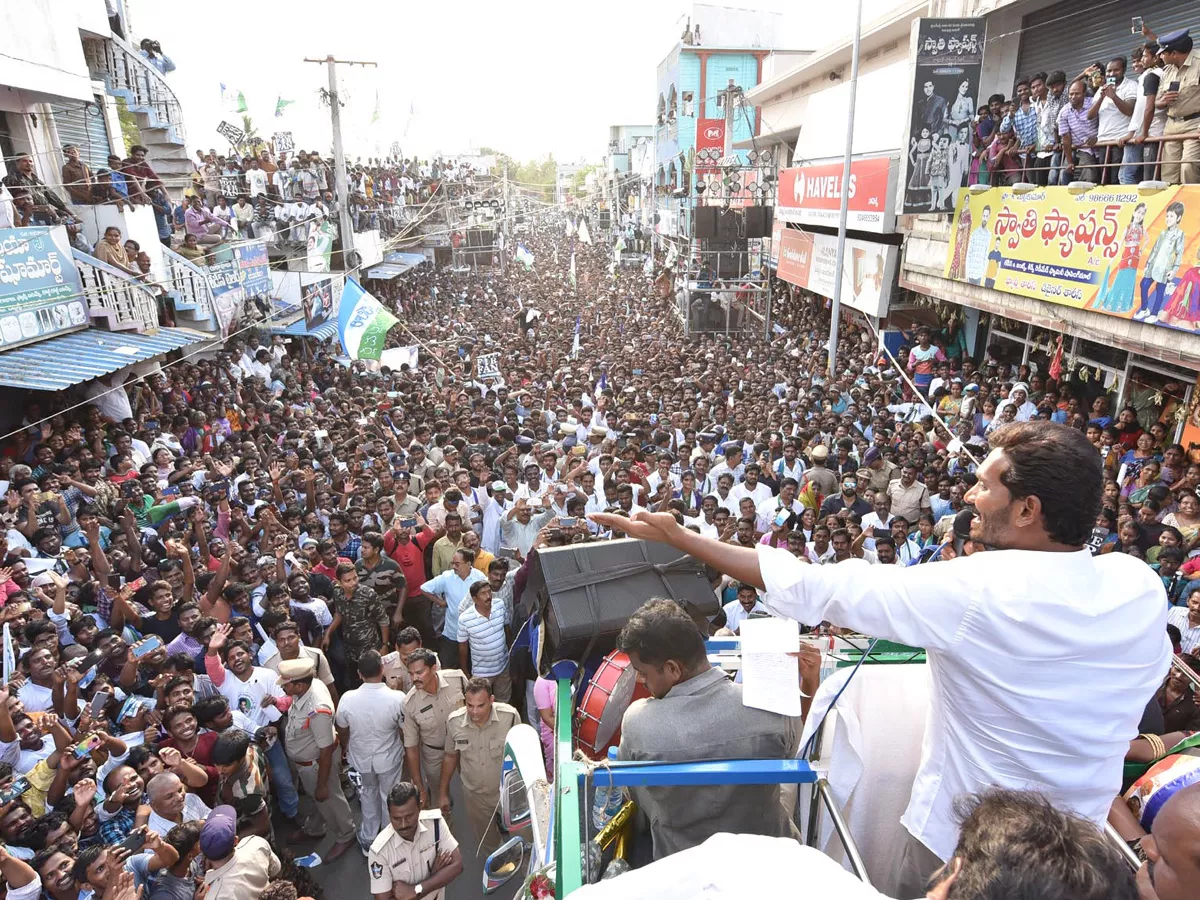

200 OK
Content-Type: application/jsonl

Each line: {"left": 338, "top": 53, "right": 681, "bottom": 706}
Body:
{"left": 89, "top": 691, "right": 111, "bottom": 718}
{"left": 1132, "top": 16, "right": 1143, "bottom": 33}
{"left": 126, "top": 576, "right": 147, "bottom": 593}
{"left": 560, "top": 517, "right": 578, "bottom": 528}
{"left": 1170, "top": 81, "right": 1181, "bottom": 93}
{"left": 144, "top": 419, "right": 158, "bottom": 430}
{"left": 498, "top": 547, "right": 519, "bottom": 560}
{"left": 132, "top": 635, "right": 163, "bottom": 658}
{"left": 78, "top": 665, "right": 98, "bottom": 690}
{"left": 118, "top": 830, "right": 147, "bottom": 853}
{"left": 399, "top": 517, "right": 418, "bottom": 529}
{"left": 0, "top": 778, "right": 30, "bottom": 804}
{"left": 773, "top": 511, "right": 790, "bottom": 528}
{"left": 72, "top": 734, "right": 102, "bottom": 758}
{"left": 1106, "top": 75, "right": 1117, "bottom": 86}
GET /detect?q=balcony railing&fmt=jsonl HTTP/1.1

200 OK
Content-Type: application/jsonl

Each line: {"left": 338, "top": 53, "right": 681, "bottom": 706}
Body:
{"left": 83, "top": 34, "right": 186, "bottom": 144}
{"left": 161, "top": 246, "right": 213, "bottom": 322}
{"left": 73, "top": 251, "right": 159, "bottom": 333}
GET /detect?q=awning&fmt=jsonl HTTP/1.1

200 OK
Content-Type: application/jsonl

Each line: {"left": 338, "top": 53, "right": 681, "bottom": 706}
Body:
{"left": 367, "top": 251, "right": 428, "bottom": 280}
{"left": 271, "top": 318, "right": 339, "bottom": 341}
{"left": 0, "top": 327, "right": 210, "bottom": 391}
{"left": 365, "top": 263, "right": 412, "bottom": 280}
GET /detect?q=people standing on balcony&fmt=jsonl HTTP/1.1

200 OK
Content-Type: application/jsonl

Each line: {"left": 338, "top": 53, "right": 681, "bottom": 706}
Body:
{"left": 1157, "top": 29, "right": 1200, "bottom": 184}
{"left": 138, "top": 39, "right": 176, "bottom": 76}
{"left": 122, "top": 145, "right": 165, "bottom": 197}
{"left": 184, "top": 197, "right": 227, "bottom": 246}
{"left": 1001, "top": 79, "right": 1038, "bottom": 181}
{"left": 176, "top": 233, "right": 206, "bottom": 264}
{"left": 1058, "top": 79, "right": 1101, "bottom": 183}
{"left": 93, "top": 226, "right": 143, "bottom": 279}
{"left": 105, "top": 154, "right": 144, "bottom": 206}
{"left": 201, "top": 154, "right": 221, "bottom": 207}
{"left": 244, "top": 160, "right": 267, "bottom": 199}
{"left": 1034, "top": 70, "right": 1067, "bottom": 185}
{"left": 1121, "top": 43, "right": 1166, "bottom": 185}
{"left": 60, "top": 146, "right": 93, "bottom": 206}
{"left": 150, "top": 188, "right": 173, "bottom": 247}
{"left": 257, "top": 151, "right": 279, "bottom": 199}
{"left": 212, "top": 196, "right": 237, "bottom": 234}
{"left": 1086, "top": 57, "right": 1138, "bottom": 184}
{"left": 233, "top": 196, "right": 254, "bottom": 237}
{"left": 90, "top": 170, "right": 127, "bottom": 211}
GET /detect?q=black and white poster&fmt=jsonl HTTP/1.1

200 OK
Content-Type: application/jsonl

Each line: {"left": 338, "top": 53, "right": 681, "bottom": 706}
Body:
{"left": 216, "top": 120, "right": 245, "bottom": 145}
{"left": 902, "top": 18, "right": 985, "bottom": 214}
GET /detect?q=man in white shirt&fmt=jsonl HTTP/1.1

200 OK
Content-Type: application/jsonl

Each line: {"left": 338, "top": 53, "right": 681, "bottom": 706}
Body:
{"left": 334, "top": 650, "right": 407, "bottom": 852}
{"left": 730, "top": 463, "right": 772, "bottom": 508}
{"left": 1087, "top": 57, "right": 1138, "bottom": 183}
{"left": 244, "top": 160, "right": 268, "bottom": 198}
{"left": 859, "top": 493, "right": 894, "bottom": 552}
{"left": 593, "top": 422, "right": 1169, "bottom": 896}
{"left": 83, "top": 372, "right": 133, "bottom": 423}
{"left": 720, "top": 583, "right": 768, "bottom": 634}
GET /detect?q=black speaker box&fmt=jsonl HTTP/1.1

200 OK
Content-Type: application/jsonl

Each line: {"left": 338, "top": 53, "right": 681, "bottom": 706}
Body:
{"left": 526, "top": 539, "right": 718, "bottom": 672}
{"left": 745, "top": 205, "right": 773, "bottom": 238}
{"left": 717, "top": 209, "right": 741, "bottom": 241}
{"left": 694, "top": 206, "right": 718, "bottom": 238}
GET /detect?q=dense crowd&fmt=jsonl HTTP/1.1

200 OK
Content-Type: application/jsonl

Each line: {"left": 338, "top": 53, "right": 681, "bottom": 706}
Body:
{"left": 0, "top": 200, "right": 1194, "bottom": 899}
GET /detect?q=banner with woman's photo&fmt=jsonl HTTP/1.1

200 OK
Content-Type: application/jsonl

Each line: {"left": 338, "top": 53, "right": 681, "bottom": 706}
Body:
{"left": 902, "top": 18, "right": 985, "bottom": 214}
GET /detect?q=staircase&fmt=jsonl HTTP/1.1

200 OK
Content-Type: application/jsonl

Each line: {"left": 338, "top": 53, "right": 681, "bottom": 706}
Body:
{"left": 161, "top": 246, "right": 218, "bottom": 332}
{"left": 82, "top": 33, "right": 193, "bottom": 202}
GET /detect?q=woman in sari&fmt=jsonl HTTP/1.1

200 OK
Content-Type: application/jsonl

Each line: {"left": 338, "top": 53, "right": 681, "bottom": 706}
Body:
{"left": 1163, "top": 490, "right": 1200, "bottom": 552}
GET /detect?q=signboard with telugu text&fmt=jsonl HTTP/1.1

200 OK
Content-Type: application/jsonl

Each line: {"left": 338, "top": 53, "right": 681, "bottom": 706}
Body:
{"left": 0, "top": 226, "right": 88, "bottom": 350}
{"left": 943, "top": 185, "right": 1200, "bottom": 332}
{"left": 206, "top": 241, "right": 270, "bottom": 338}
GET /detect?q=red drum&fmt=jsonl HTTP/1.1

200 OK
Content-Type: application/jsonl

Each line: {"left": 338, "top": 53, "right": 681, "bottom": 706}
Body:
{"left": 575, "top": 650, "right": 650, "bottom": 759}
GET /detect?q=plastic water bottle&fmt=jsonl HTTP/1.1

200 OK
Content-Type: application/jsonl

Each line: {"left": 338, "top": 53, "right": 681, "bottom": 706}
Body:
{"left": 591, "top": 747, "right": 626, "bottom": 830}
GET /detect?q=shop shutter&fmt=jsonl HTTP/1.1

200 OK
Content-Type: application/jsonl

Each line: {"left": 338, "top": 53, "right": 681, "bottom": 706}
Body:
{"left": 51, "top": 99, "right": 113, "bottom": 171}
{"left": 1015, "top": 0, "right": 1193, "bottom": 86}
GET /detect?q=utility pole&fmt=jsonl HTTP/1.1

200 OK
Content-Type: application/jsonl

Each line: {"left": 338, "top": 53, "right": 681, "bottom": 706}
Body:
{"left": 827, "top": 0, "right": 862, "bottom": 379}
{"left": 304, "top": 55, "right": 377, "bottom": 269}
{"left": 721, "top": 78, "right": 737, "bottom": 160}
{"left": 501, "top": 161, "right": 510, "bottom": 275}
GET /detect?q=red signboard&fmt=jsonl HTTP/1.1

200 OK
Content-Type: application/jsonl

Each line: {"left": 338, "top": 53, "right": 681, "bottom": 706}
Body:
{"left": 695, "top": 118, "right": 725, "bottom": 173}
{"left": 776, "top": 157, "right": 895, "bottom": 233}
{"left": 775, "top": 227, "right": 814, "bottom": 287}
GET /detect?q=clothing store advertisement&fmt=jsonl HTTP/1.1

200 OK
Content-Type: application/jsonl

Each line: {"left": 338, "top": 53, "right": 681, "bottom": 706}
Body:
{"left": 902, "top": 18, "right": 985, "bottom": 215}
{"left": 944, "top": 186, "right": 1200, "bottom": 332}
{"left": 775, "top": 227, "right": 897, "bottom": 317}
{"left": 777, "top": 158, "right": 897, "bottom": 233}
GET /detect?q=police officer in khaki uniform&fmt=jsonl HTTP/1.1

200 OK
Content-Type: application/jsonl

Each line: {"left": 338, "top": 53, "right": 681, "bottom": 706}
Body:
{"left": 279, "top": 657, "right": 357, "bottom": 861}
{"left": 367, "top": 781, "right": 463, "bottom": 900}
{"left": 438, "top": 677, "right": 520, "bottom": 856}
{"left": 1159, "top": 29, "right": 1200, "bottom": 184}
{"left": 402, "top": 648, "right": 467, "bottom": 810}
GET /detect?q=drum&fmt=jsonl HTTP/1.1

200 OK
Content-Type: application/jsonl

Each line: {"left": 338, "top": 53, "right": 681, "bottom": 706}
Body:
{"left": 575, "top": 650, "right": 650, "bottom": 759}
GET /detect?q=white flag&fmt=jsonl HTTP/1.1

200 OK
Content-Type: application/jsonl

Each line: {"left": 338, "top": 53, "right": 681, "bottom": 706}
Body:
{"left": 577, "top": 219, "right": 592, "bottom": 245}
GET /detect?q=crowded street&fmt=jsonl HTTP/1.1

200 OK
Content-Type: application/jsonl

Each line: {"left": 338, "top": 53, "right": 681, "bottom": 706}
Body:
{"left": 1, "top": 2, "right": 1200, "bottom": 900}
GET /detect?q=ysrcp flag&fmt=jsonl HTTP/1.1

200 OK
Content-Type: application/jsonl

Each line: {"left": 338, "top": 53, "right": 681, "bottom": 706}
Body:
{"left": 338, "top": 278, "right": 398, "bottom": 360}
{"left": 516, "top": 243, "right": 535, "bottom": 270}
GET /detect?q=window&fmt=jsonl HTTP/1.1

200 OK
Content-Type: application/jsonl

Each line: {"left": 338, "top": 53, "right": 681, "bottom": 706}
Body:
{"left": 681, "top": 92, "right": 694, "bottom": 117}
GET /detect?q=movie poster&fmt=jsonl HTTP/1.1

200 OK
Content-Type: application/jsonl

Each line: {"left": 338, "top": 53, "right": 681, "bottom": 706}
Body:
{"left": 902, "top": 18, "right": 985, "bottom": 214}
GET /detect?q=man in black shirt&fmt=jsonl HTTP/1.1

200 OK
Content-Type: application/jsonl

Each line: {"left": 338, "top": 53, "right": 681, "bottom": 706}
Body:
{"left": 818, "top": 472, "right": 872, "bottom": 520}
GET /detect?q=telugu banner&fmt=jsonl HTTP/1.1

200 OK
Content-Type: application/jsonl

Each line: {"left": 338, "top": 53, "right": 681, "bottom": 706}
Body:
{"left": 944, "top": 185, "right": 1200, "bottom": 333}
{"left": 0, "top": 226, "right": 88, "bottom": 349}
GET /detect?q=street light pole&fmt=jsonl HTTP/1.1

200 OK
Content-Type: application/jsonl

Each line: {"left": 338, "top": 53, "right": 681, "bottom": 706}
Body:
{"left": 305, "top": 55, "right": 377, "bottom": 268}
{"left": 827, "top": 0, "right": 863, "bottom": 379}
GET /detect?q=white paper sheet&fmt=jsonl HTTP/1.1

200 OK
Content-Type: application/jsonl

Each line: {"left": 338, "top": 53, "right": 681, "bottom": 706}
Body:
{"left": 739, "top": 617, "right": 803, "bottom": 717}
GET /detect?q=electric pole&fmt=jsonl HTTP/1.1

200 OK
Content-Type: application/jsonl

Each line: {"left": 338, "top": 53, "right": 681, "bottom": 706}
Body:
{"left": 304, "top": 55, "right": 377, "bottom": 269}
{"left": 721, "top": 78, "right": 737, "bottom": 160}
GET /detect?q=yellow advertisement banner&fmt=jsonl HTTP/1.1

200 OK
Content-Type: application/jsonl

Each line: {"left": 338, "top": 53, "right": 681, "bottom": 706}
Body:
{"left": 944, "top": 186, "right": 1200, "bottom": 332}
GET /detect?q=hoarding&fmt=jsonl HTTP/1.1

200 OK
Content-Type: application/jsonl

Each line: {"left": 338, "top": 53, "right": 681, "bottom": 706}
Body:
{"left": 776, "top": 226, "right": 898, "bottom": 317}
{"left": 777, "top": 157, "right": 896, "bottom": 233}
{"left": 0, "top": 226, "right": 88, "bottom": 349}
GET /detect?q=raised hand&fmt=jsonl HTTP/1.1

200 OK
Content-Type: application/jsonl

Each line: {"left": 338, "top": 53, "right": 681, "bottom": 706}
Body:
{"left": 208, "top": 622, "right": 231, "bottom": 653}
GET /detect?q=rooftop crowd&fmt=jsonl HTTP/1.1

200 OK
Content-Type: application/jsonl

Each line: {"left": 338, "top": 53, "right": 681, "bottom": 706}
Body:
{"left": 0, "top": 201, "right": 1193, "bottom": 900}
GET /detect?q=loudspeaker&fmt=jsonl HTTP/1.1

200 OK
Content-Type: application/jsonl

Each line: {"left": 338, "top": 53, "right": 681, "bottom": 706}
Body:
{"left": 717, "top": 209, "right": 740, "bottom": 241}
{"left": 526, "top": 539, "right": 719, "bottom": 671}
{"left": 466, "top": 228, "right": 494, "bottom": 249}
{"left": 694, "top": 206, "right": 718, "bottom": 238}
{"left": 599, "top": 212, "right": 611, "bottom": 229}
{"left": 745, "top": 205, "right": 773, "bottom": 238}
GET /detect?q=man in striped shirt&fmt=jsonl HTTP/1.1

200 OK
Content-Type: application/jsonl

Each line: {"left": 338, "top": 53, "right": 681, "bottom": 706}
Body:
{"left": 458, "top": 580, "right": 511, "bottom": 702}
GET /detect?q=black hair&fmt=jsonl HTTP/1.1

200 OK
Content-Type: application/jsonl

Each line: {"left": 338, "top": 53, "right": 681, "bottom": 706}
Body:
{"left": 617, "top": 597, "right": 706, "bottom": 670}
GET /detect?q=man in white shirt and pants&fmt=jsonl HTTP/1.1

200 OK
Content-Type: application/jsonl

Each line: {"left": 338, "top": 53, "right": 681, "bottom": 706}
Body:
{"left": 593, "top": 421, "right": 1169, "bottom": 897}
{"left": 334, "top": 649, "right": 407, "bottom": 853}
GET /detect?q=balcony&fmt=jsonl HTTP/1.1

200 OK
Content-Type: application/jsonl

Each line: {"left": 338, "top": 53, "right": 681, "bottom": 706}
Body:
{"left": 161, "top": 246, "right": 215, "bottom": 327}
{"left": 73, "top": 250, "right": 161, "bottom": 333}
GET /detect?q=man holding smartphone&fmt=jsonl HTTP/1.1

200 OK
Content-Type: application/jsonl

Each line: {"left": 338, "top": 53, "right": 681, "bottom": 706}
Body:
{"left": 1157, "top": 29, "right": 1200, "bottom": 184}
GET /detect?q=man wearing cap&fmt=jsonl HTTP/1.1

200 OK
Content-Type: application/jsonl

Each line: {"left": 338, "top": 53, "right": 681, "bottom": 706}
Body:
{"left": 368, "top": 782, "right": 463, "bottom": 900}
{"left": 201, "top": 805, "right": 280, "bottom": 900}
{"left": 393, "top": 472, "right": 422, "bottom": 518}
{"left": 857, "top": 447, "right": 898, "bottom": 495}
{"left": 279, "top": 656, "right": 357, "bottom": 861}
{"left": 402, "top": 649, "right": 468, "bottom": 812}
{"left": 801, "top": 445, "right": 839, "bottom": 500}
{"left": 1158, "top": 29, "right": 1200, "bottom": 184}
{"left": 439, "top": 678, "right": 521, "bottom": 856}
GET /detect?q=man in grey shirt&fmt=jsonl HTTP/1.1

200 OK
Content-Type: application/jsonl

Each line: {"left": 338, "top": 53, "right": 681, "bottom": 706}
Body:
{"left": 617, "top": 598, "right": 811, "bottom": 861}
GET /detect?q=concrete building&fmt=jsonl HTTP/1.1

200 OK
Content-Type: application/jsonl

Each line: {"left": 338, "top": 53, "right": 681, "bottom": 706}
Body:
{"left": 745, "top": 0, "right": 1200, "bottom": 425}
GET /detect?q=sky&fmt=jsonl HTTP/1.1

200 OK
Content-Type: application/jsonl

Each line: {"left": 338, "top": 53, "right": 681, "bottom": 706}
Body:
{"left": 131, "top": 0, "right": 900, "bottom": 164}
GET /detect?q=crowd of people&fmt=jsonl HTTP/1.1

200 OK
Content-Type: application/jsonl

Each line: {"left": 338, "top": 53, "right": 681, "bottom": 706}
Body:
{"left": 0, "top": 196, "right": 1193, "bottom": 900}
{"left": 966, "top": 26, "right": 1197, "bottom": 187}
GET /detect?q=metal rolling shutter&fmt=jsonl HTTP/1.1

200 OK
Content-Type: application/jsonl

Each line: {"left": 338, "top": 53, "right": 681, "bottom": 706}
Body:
{"left": 1016, "top": 0, "right": 1194, "bottom": 84}
{"left": 51, "top": 99, "right": 113, "bottom": 170}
